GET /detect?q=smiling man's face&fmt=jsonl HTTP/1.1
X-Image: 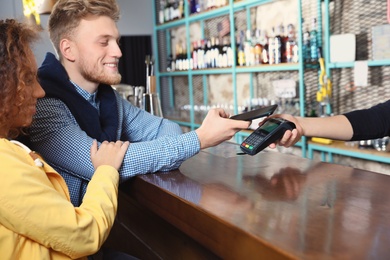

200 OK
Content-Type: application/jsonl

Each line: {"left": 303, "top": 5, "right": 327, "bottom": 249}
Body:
{"left": 71, "top": 15, "right": 122, "bottom": 87}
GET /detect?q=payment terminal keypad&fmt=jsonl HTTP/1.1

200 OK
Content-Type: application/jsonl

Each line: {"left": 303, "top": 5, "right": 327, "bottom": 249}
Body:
{"left": 241, "top": 131, "right": 267, "bottom": 152}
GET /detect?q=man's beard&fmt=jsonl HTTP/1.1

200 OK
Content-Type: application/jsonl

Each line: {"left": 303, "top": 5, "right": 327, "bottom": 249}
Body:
{"left": 80, "top": 59, "right": 122, "bottom": 86}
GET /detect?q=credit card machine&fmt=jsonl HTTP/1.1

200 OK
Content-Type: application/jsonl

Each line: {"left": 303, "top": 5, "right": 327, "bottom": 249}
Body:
{"left": 240, "top": 118, "right": 296, "bottom": 155}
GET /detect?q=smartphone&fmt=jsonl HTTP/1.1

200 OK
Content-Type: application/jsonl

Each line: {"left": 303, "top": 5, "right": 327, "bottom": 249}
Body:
{"left": 230, "top": 104, "right": 278, "bottom": 121}
{"left": 240, "top": 118, "right": 296, "bottom": 155}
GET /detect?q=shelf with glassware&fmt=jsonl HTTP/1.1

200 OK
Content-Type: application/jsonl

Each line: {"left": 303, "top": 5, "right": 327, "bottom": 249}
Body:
{"left": 304, "top": 0, "right": 390, "bottom": 164}
{"left": 152, "top": 0, "right": 308, "bottom": 155}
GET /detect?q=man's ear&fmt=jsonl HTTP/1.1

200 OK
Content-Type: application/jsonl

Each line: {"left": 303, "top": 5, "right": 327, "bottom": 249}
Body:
{"left": 60, "top": 38, "right": 76, "bottom": 62}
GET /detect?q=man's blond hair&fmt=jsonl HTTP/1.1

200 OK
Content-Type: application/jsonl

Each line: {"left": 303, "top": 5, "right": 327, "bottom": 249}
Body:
{"left": 48, "top": 0, "right": 120, "bottom": 58}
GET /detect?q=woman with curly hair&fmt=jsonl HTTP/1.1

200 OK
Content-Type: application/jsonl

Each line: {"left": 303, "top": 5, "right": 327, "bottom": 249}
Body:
{"left": 0, "top": 19, "right": 130, "bottom": 259}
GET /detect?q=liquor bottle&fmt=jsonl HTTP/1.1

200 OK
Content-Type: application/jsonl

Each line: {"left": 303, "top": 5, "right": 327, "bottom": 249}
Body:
{"left": 167, "top": 54, "right": 174, "bottom": 71}
{"left": 174, "top": 43, "right": 180, "bottom": 70}
{"left": 164, "top": 0, "right": 171, "bottom": 22}
{"left": 197, "top": 0, "right": 204, "bottom": 13}
{"left": 244, "top": 29, "right": 253, "bottom": 66}
{"left": 214, "top": 37, "right": 222, "bottom": 68}
{"left": 268, "top": 27, "right": 275, "bottom": 64}
{"left": 280, "top": 24, "right": 288, "bottom": 63}
{"left": 192, "top": 41, "right": 198, "bottom": 69}
{"left": 292, "top": 38, "right": 299, "bottom": 63}
{"left": 190, "top": 0, "right": 196, "bottom": 14}
{"left": 170, "top": 0, "right": 179, "bottom": 21}
{"left": 237, "top": 31, "right": 245, "bottom": 66}
{"left": 181, "top": 42, "right": 188, "bottom": 70}
{"left": 273, "top": 25, "right": 283, "bottom": 64}
{"left": 220, "top": 36, "right": 227, "bottom": 67}
{"left": 222, "top": 36, "right": 233, "bottom": 67}
{"left": 285, "top": 24, "right": 297, "bottom": 63}
{"left": 198, "top": 39, "right": 205, "bottom": 69}
{"left": 210, "top": 37, "right": 216, "bottom": 68}
{"left": 208, "top": 37, "right": 218, "bottom": 68}
{"left": 178, "top": 0, "right": 184, "bottom": 19}
{"left": 309, "top": 18, "right": 318, "bottom": 63}
{"left": 176, "top": 42, "right": 186, "bottom": 70}
{"left": 159, "top": 0, "right": 165, "bottom": 24}
{"left": 208, "top": 0, "right": 216, "bottom": 10}
{"left": 260, "top": 30, "right": 269, "bottom": 64}
{"left": 302, "top": 20, "right": 310, "bottom": 63}
{"left": 227, "top": 38, "right": 234, "bottom": 67}
{"left": 205, "top": 39, "right": 212, "bottom": 68}
{"left": 253, "top": 29, "right": 263, "bottom": 65}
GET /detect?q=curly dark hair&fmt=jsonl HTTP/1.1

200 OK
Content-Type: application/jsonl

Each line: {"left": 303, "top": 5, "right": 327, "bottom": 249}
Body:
{"left": 0, "top": 19, "right": 40, "bottom": 138}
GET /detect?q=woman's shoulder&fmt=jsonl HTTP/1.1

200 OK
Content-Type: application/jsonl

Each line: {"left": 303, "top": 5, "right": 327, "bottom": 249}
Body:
{"left": 0, "top": 139, "right": 35, "bottom": 164}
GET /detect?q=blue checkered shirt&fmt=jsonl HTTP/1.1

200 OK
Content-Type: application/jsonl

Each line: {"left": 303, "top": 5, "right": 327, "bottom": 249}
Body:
{"left": 29, "top": 82, "right": 200, "bottom": 206}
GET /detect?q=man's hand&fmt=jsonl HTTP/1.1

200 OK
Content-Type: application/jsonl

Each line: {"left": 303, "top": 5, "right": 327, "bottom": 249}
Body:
{"left": 195, "top": 108, "right": 251, "bottom": 149}
{"left": 90, "top": 140, "right": 130, "bottom": 170}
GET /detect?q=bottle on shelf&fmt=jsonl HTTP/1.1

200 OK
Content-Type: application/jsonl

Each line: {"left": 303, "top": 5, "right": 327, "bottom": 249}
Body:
{"left": 309, "top": 17, "right": 319, "bottom": 63}
{"left": 302, "top": 19, "right": 311, "bottom": 64}
{"left": 253, "top": 29, "right": 263, "bottom": 65}
{"left": 174, "top": 43, "right": 180, "bottom": 71}
{"left": 280, "top": 24, "right": 288, "bottom": 63}
{"left": 273, "top": 25, "right": 284, "bottom": 64}
{"left": 196, "top": 0, "right": 206, "bottom": 13}
{"left": 190, "top": 0, "right": 198, "bottom": 14}
{"left": 219, "top": 36, "right": 227, "bottom": 67}
{"left": 167, "top": 54, "right": 174, "bottom": 71}
{"left": 182, "top": 42, "right": 189, "bottom": 70}
{"left": 209, "top": 37, "right": 217, "bottom": 68}
{"left": 244, "top": 29, "right": 254, "bottom": 66}
{"left": 175, "top": 42, "right": 188, "bottom": 71}
{"left": 214, "top": 37, "right": 222, "bottom": 68}
{"left": 160, "top": 0, "right": 184, "bottom": 23}
{"left": 170, "top": 0, "right": 179, "bottom": 21}
{"left": 205, "top": 38, "right": 212, "bottom": 68}
{"left": 188, "top": 0, "right": 227, "bottom": 15}
{"left": 191, "top": 41, "right": 198, "bottom": 69}
{"left": 224, "top": 36, "right": 234, "bottom": 67}
{"left": 268, "top": 27, "right": 275, "bottom": 65}
{"left": 207, "top": 0, "right": 216, "bottom": 10}
{"left": 220, "top": 0, "right": 228, "bottom": 7}
{"left": 260, "top": 30, "right": 269, "bottom": 64}
{"left": 178, "top": 0, "right": 184, "bottom": 19}
{"left": 159, "top": 0, "right": 165, "bottom": 24}
{"left": 285, "top": 23, "right": 298, "bottom": 63}
{"left": 198, "top": 39, "right": 205, "bottom": 69}
{"left": 237, "top": 31, "right": 246, "bottom": 66}
{"left": 164, "top": 0, "right": 171, "bottom": 22}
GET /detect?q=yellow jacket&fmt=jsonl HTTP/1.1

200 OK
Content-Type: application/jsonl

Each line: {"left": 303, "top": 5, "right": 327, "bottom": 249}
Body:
{"left": 0, "top": 139, "right": 119, "bottom": 259}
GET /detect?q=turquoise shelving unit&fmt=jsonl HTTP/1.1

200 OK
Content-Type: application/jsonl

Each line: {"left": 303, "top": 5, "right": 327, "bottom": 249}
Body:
{"left": 152, "top": 0, "right": 313, "bottom": 158}
{"left": 152, "top": 0, "right": 390, "bottom": 165}
{"left": 306, "top": 0, "right": 390, "bottom": 164}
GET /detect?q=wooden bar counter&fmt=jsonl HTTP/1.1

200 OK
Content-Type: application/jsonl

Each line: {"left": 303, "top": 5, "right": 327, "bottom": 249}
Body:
{"left": 106, "top": 142, "right": 390, "bottom": 259}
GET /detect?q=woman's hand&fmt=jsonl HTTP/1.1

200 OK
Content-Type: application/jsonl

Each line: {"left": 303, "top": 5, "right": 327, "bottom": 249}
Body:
{"left": 267, "top": 114, "right": 304, "bottom": 148}
{"left": 90, "top": 140, "right": 130, "bottom": 170}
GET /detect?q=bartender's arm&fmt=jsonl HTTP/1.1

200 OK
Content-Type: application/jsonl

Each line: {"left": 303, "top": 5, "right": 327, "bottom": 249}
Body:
{"left": 268, "top": 114, "right": 354, "bottom": 148}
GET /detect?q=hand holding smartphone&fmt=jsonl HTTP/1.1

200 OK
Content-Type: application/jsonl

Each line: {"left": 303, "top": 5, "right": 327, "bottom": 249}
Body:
{"left": 230, "top": 104, "right": 278, "bottom": 121}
